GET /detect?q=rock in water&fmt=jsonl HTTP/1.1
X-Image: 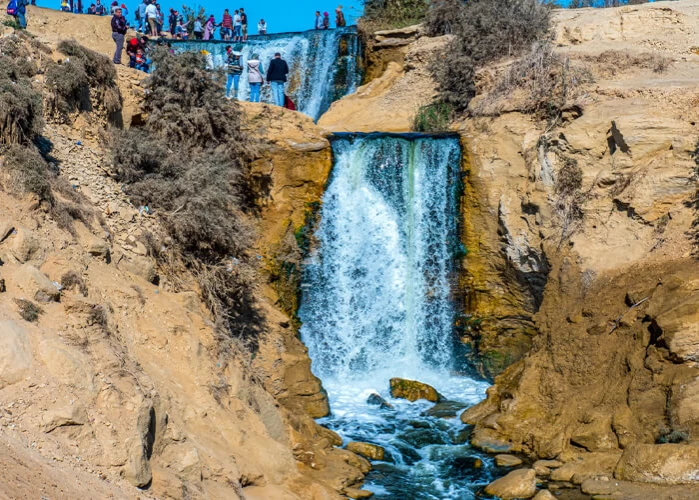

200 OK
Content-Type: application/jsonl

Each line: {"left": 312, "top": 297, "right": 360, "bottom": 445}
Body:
{"left": 367, "top": 392, "right": 393, "bottom": 409}
{"left": 347, "top": 442, "right": 385, "bottom": 461}
{"left": 345, "top": 487, "right": 374, "bottom": 499}
{"left": 389, "top": 378, "right": 442, "bottom": 402}
{"left": 424, "top": 400, "right": 466, "bottom": 418}
{"left": 484, "top": 469, "right": 537, "bottom": 499}
{"left": 495, "top": 454, "right": 523, "bottom": 467}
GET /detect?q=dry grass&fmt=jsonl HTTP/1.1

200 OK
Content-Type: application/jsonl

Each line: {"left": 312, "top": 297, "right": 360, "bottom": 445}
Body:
{"left": 360, "top": 0, "right": 429, "bottom": 33}
{"left": 14, "top": 298, "right": 43, "bottom": 322}
{"left": 61, "top": 271, "right": 88, "bottom": 296}
{"left": 584, "top": 50, "right": 672, "bottom": 78}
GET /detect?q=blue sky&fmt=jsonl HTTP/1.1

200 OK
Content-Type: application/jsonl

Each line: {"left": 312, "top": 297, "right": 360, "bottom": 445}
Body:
{"left": 37, "top": 0, "right": 364, "bottom": 33}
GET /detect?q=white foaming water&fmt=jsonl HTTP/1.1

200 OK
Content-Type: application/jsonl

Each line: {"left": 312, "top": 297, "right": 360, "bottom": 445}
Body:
{"left": 170, "top": 27, "right": 360, "bottom": 120}
{"left": 299, "top": 135, "right": 494, "bottom": 499}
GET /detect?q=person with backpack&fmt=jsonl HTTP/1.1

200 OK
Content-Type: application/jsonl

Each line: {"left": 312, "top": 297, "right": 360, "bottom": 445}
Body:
{"left": 11, "top": 0, "right": 28, "bottom": 28}
{"left": 111, "top": 6, "right": 127, "bottom": 64}
{"left": 266, "top": 52, "right": 289, "bottom": 107}
{"left": 225, "top": 46, "right": 243, "bottom": 99}
{"left": 247, "top": 53, "right": 264, "bottom": 103}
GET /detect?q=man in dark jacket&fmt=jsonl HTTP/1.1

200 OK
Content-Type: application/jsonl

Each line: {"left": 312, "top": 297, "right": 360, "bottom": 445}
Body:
{"left": 266, "top": 52, "right": 289, "bottom": 107}
{"left": 111, "top": 7, "right": 128, "bottom": 64}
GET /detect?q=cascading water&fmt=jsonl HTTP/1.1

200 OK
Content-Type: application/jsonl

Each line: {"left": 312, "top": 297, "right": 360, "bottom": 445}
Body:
{"left": 167, "top": 27, "right": 361, "bottom": 121}
{"left": 299, "top": 134, "right": 495, "bottom": 499}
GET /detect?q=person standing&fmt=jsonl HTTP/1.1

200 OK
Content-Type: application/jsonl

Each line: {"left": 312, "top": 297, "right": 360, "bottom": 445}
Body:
{"left": 225, "top": 46, "right": 242, "bottom": 98}
{"left": 111, "top": 7, "right": 127, "bottom": 64}
{"left": 232, "top": 9, "right": 242, "bottom": 42}
{"left": 192, "top": 16, "right": 203, "bottom": 39}
{"left": 221, "top": 9, "right": 232, "bottom": 40}
{"left": 136, "top": 0, "right": 146, "bottom": 32}
{"left": 335, "top": 5, "right": 346, "bottom": 27}
{"left": 15, "top": 0, "right": 28, "bottom": 28}
{"left": 266, "top": 52, "right": 288, "bottom": 107}
{"left": 247, "top": 53, "right": 263, "bottom": 102}
{"left": 145, "top": 0, "right": 158, "bottom": 36}
{"left": 257, "top": 18, "right": 266, "bottom": 35}
{"left": 322, "top": 11, "right": 330, "bottom": 29}
{"left": 95, "top": 0, "right": 106, "bottom": 15}
{"left": 203, "top": 14, "right": 215, "bottom": 40}
{"left": 240, "top": 7, "right": 247, "bottom": 42}
{"left": 314, "top": 11, "right": 322, "bottom": 30}
{"left": 168, "top": 8, "right": 177, "bottom": 37}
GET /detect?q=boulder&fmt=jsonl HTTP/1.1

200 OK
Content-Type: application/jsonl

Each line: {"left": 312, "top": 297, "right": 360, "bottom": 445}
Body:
{"left": 10, "top": 227, "right": 40, "bottom": 263}
{"left": 470, "top": 427, "right": 514, "bottom": 454}
{"left": 484, "top": 468, "right": 537, "bottom": 499}
{"left": 615, "top": 444, "right": 699, "bottom": 485}
{"left": 0, "top": 320, "right": 32, "bottom": 389}
{"left": 533, "top": 490, "right": 557, "bottom": 500}
{"left": 495, "top": 454, "right": 523, "bottom": 467}
{"left": 347, "top": 442, "right": 385, "bottom": 461}
{"left": 40, "top": 404, "right": 87, "bottom": 433}
{"left": 550, "top": 452, "right": 622, "bottom": 484}
{"left": 389, "top": 378, "right": 442, "bottom": 402}
{"left": 570, "top": 413, "right": 619, "bottom": 451}
{"left": 345, "top": 487, "right": 374, "bottom": 499}
{"left": 367, "top": 392, "right": 393, "bottom": 409}
{"left": 15, "top": 264, "right": 61, "bottom": 303}
{"left": 424, "top": 400, "right": 466, "bottom": 418}
{"left": 533, "top": 459, "right": 562, "bottom": 477}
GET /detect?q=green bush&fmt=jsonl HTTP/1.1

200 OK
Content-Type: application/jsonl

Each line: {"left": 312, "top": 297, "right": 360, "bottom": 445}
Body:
{"left": 112, "top": 49, "right": 263, "bottom": 342}
{"left": 412, "top": 101, "right": 453, "bottom": 132}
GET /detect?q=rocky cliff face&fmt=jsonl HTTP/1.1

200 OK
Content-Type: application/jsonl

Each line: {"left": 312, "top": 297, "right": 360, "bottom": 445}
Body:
{"left": 320, "top": 0, "right": 699, "bottom": 493}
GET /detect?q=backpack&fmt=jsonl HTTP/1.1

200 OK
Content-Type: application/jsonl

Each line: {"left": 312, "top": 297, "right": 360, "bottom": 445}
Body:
{"left": 6, "top": 0, "right": 17, "bottom": 16}
{"left": 284, "top": 95, "right": 296, "bottom": 111}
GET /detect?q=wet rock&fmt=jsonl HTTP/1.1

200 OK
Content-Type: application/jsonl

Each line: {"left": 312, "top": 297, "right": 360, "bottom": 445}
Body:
{"left": 367, "top": 392, "right": 393, "bottom": 409}
{"left": 495, "top": 454, "right": 523, "bottom": 467}
{"left": 0, "top": 320, "right": 32, "bottom": 389}
{"left": 424, "top": 400, "right": 466, "bottom": 418}
{"left": 484, "top": 468, "right": 537, "bottom": 499}
{"left": 470, "top": 427, "right": 513, "bottom": 454}
{"left": 347, "top": 442, "right": 385, "bottom": 461}
{"left": 389, "top": 378, "right": 442, "bottom": 402}
{"left": 345, "top": 487, "right": 374, "bottom": 499}
{"left": 615, "top": 444, "right": 699, "bottom": 485}
{"left": 533, "top": 490, "right": 557, "bottom": 500}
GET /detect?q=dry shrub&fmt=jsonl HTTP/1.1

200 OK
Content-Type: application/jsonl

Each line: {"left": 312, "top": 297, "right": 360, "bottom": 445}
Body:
{"left": 87, "top": 304, "right": 108, "bottom": 329}
{"left": 360, "top": 0, "right": 429, "bottom": 32}
{"left": 0, "top": 39, "right": 43, "bottom": 145}
{"left": 432, "top": 0, "right": 552, "bottom": 111}
{"left": 473, "top": 42, "right": 593, "bottom": 119}
{"left": 61, "top": 271, "right": 88, "bottom": 296}
{"left": 14, "top": 298, "right": 43, "bottom": 322}
{"left": 112, "top": 49, "right": 265, "bottom": 345}
{"left": 554, "top": 156, "right": 586, "bottom": 242}
{"left": 46, "top": 40, "right": 121, "bottom": 121}
{"left": 424, "top": 0, "right": 464, "bottom": 36}
{"left": 1, "top": 144, "right": 53, "bottom": 202}
{"left": 585, "top": 50, "right": 672, "bottom": 78}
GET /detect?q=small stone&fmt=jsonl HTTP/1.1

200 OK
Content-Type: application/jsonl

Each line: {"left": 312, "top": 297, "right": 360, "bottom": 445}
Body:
{"left": 347, "top": 442, "right": 385, "bottom": 461}
{"left": 367, "top": 392, "right": 393, "bottom": 409}
{"left": 424, "top": 400, "right": 467, "bottom": 418}
{"left": 485, "top": 469, "right": 537, "bottom": 499}
{"left": 474, "top": 458, "right": 483, "bottom": 468}
{"left": 389, "top": 378, "right": 442, "bottom": 402}
{"left": 495, "top": 454, "right": 523, "bottom": 467}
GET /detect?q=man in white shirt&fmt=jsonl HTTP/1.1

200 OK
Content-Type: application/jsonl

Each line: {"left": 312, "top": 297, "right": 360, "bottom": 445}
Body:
{"left": 145, "top": 0, "right": 158, "bottom": 37}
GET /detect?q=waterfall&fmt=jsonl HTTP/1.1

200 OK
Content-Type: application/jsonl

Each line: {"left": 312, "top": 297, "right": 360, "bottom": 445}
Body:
{"left": 299, "top": 133, "right": 463, "bottom": 382}
{"left": 167, "top": 27, "right": 361, "bottom": 121}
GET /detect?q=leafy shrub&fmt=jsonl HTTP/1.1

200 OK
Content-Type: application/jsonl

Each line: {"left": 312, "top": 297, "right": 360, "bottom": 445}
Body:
{"left": 112, "top": 49, "right": 264, "bottom": 343}
{"left": 361, "top": 0, "right": 429, "bottom": 32}
{"left": 424, "top": 0, "right": 464, "bottom": 36}
{"left": 432, "top": 0, "right": 552, "bottom": 111}
{"left": 412, "top": 101, "right": 453, "bottom": 132}
{"left": 46, "top": 40, "right": 121, "bottom": 121}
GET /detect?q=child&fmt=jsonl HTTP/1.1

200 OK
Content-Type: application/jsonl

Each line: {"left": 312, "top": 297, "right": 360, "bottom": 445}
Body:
{"left": 135, "top": 48, "right": 149, "bottom": 72}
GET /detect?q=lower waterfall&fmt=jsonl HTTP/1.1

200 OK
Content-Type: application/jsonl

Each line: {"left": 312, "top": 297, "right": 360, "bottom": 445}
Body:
{"left": 299, "top": 133, "right": 495, "bottom": 499}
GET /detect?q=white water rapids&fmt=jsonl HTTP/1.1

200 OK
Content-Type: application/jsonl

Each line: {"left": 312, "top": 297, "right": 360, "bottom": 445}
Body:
{"left": 299, "top": 134, "right": 494, "bottom": 499}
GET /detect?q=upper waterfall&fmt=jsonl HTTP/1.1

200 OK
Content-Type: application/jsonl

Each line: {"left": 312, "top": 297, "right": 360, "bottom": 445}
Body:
{"left": 167, "top": 28, "right": 361, "bottom": 121}
{"left": 299, "top": 133, "right": 463, "bottom": 381}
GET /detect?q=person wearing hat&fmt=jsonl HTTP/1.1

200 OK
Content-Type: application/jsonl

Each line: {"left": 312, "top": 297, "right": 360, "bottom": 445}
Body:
{"left": 322, "top": 11, "right": 330, "bottom": 29}
{"left": 247, "top": 53, "right": 264, "bottom": 102}
{"left": 225, "top": 45, "right": 243, "bottom": 99}
{"left": 336, "top": 5, "right": 346, "bottom": 27}
{"left": 266, "top": 52, "right": 289, "bottom": 107}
